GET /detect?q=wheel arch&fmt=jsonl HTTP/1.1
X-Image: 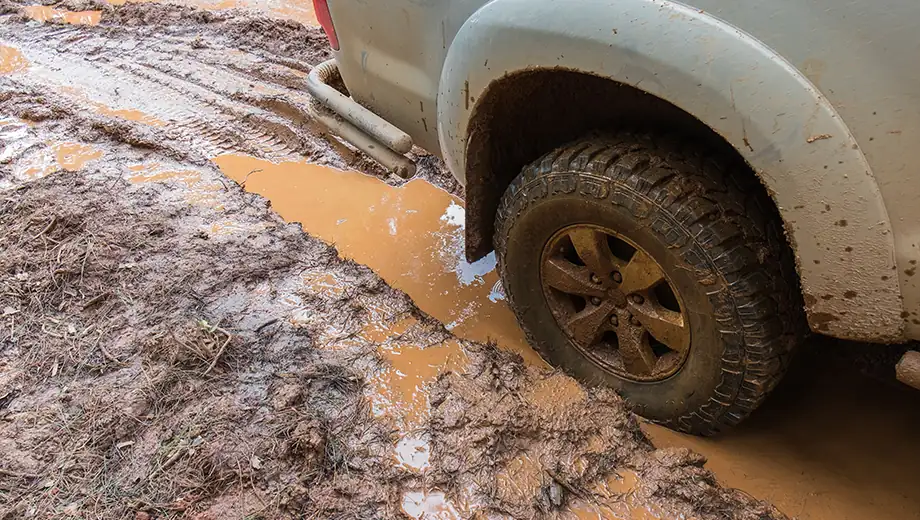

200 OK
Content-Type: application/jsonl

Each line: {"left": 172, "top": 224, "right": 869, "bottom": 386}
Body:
{"left": 439, "top": 0, "right": 903, "bottom": 341}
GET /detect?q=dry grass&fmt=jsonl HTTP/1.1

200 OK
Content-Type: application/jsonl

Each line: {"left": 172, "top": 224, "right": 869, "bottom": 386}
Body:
{"left": 0, "top": 172, "right": 406, "bottom": 519}
{"left": 0, "top": 188, "right": 147, "bottom": 383}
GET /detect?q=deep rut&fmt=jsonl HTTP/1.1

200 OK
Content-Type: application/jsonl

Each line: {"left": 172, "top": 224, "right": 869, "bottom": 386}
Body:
{"left": 1, "top": 8, "right": 333, "bottom": 165}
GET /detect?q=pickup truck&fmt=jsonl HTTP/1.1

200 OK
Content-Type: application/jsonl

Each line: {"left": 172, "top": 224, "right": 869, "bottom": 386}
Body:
{"left": 305, "top": 0, "right": 920, "bottom": 435}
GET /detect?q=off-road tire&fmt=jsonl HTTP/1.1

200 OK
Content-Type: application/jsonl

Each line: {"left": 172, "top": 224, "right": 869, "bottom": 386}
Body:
{"left": 494, "top": 134, "right": 803, "bottom": 435}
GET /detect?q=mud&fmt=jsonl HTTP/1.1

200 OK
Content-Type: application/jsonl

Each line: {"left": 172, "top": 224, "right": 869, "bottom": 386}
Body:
{"left": 0, "top": 44, "right": 27, "bottom": 74}
{"left": 0, "top": 127, "right": 778, "bottom": 520}
{"left": 213, "top": 154, "right": 536, "bottom": 364}
{"left": 426, "top": 347, "right": 785, "bottom": 520}
{"left": 645, "top": 344, "right": 920, "bottom": 520}
{"left": 1, "top": 2, "right": 917, "bottom": 519}
{"left": 23, "top": 4, "right": 101, "bottom": 24}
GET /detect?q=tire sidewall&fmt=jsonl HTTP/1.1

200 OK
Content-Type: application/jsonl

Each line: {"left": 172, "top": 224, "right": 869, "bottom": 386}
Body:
{"left": 499, "top": 172, "right": 728, "bottom": 422}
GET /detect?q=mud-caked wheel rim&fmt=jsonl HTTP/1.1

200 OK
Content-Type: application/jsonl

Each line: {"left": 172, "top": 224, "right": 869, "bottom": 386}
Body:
{"left": 540, "top": 225, "right": 691, "bottom": 382}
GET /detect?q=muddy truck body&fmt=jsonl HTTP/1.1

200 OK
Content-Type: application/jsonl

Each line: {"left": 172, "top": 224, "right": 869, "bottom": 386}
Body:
{"left": 307, "top": 0, "right": 920, "bottom": 434}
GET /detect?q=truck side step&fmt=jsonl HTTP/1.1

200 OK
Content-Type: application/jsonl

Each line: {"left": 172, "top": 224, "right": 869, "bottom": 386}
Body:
{"left": 306, "top": 59, "right": 416, "bottom": 178}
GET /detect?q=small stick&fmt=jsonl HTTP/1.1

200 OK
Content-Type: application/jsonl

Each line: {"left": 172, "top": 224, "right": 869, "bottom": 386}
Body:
{"left": 148, "top": 440, "right": 190, "bottom": 480}
{"left": 203, "top": 328, "right": 232, "bottom": 375}
{"left": 29, "top": 216, "right": 58, "bottom": 241}
{"left": 82, "top": 292, "right": 109, "bottom": 310}
{"left": 99, "top": 344, "right": 123, "bottom": 365}
{"left": 95, "top": 332, "right": 124, "bottom": 365}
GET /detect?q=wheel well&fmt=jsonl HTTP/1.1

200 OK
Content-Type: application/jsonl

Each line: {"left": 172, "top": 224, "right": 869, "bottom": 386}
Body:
{"left": 463, "top": 69, "right": 769, "bottom": 260}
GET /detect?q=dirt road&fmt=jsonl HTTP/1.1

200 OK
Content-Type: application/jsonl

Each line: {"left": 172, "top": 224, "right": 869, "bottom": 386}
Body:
{"left": 1, "top": 2, "right": 918, "bottom": 519}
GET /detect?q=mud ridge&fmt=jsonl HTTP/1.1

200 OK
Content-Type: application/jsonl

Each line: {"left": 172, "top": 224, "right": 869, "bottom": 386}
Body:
{"left": 429, "top": 346, "right": 787, "bottom": 519}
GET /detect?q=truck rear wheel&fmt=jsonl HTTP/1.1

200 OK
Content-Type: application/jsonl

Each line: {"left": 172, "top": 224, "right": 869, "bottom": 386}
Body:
{"left": 494, "top": 134, "right": 802, "bottom": 435}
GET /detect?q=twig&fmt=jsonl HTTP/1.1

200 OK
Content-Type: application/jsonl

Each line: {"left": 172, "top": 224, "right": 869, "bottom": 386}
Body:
{"left": 148, "top": 439, "right": 191, "bottom": 480}
{"left": 29, "top": 216, "right": 58, "bottom": 242}
{"left": 202, "top": 327, "right": 232, "bottom": 375}
{"left": 82, "top": 292, "right": 109, "bottom": 310}
{"left": 98, "top": 336, "right": 124, "bottom": 365}
{"left": 0, "top": 468, "right": 40, "bottom": 479}
{"left": 806, "top": 133, "right": 833, "bottom": 143}
{"left": 80, "top": 240, "right": 93, "bottom": 281}
{"left": 239, "top": 169, "right": 263, "bottom": 190}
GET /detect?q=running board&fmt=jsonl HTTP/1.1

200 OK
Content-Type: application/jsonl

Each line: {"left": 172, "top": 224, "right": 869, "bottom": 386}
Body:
{"left": 306, "top": 59, "right": 416, "bottom": 178}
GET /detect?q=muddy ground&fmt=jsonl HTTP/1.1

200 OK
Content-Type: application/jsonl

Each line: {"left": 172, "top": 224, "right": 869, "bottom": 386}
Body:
{"left": 0, "top": 2, "right": 906, "bottom": 519}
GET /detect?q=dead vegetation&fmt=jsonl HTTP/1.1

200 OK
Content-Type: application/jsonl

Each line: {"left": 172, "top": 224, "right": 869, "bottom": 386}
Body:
{"left": 0, "top": 172, "right": 407, "bottom": 519}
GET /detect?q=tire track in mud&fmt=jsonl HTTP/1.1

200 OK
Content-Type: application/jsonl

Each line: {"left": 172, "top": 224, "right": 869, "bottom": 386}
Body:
{"left": 1, "top": 12, "right": 334, "bottom": 167}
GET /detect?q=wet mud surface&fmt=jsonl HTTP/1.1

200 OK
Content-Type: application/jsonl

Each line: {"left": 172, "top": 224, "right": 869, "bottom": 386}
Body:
{"left": 1, "top": 2, "right": 919, "bottom": 519}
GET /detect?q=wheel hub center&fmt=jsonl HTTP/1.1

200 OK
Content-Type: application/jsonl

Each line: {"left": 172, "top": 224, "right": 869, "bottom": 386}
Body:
{"left": 606, "top": 287, "right": 627, "bottom": 308}
{"left": 539, "top": 224, "right": 691, "bottom": 383}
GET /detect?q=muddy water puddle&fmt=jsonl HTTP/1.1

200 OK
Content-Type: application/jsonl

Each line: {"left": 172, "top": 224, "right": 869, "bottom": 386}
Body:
{"left": 102, "top": 0, "right": 317, "bottom": 25}
{"left": 0, "top": 123, "right": 104, "bottom": 180}
{"left": 368, "top": 336, "right": 470, "bottom": 432}
{"left": 128, "top": 161, "right": 227, "bottom": 211}
{"left": 23, "top": 5, "right": 101, "bottom": 25}
{"left": 93, "top": 104, "right": 166, "bottom": 127}
{"left": 1, "top": 45, "right": 29, "bottom": 75}
{"left": 52, "top": 143, "right": 102, "bottom": 172}
{"left": 212, "top": 153, "right": 920, "bottom": 520}
{"left": 214, "top": 154, "right": 540, "bottom": 366}
{"left": 58, "top": 85, "right": 168, "bottom": 128}
{"left": 646, "top": 354, "right": 920, "bottom": 520}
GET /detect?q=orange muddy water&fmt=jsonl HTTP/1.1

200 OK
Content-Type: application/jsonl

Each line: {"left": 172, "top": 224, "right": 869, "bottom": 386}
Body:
{"left": 214, "top": 154, "right": 542, "bottom": 368}
{"left": 214, "top": 154, "right": 920, "bottom": 520}
{"left": 53, "top": 143, "right": 103, "bottom": 172}
{"left": 7, "top": 0, "right": 916, "bottom": 512}
{"left": 106, "top": 0, "right": 317, "bottom": 26}
{"left": 7, "top": 140, "right": 104, "bottom": 179}
{"left": 92, "top": 104, "right": 165, "bottom": 127}
{"left": 23, "top": 5, "right": 101, "bottom": 25}
{"left": 0, "top": 45, "right": 29, "bottom": 75}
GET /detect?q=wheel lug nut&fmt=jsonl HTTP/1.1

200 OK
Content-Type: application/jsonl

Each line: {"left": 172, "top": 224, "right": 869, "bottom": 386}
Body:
{"left": 612, "top": 272, "right": 622, "bottom": 283}
{"left": 630, "top": 294, "right": 644, "bottom": 305}
{"left": 610, "top": 315, "right": 618, "bottom": 326}
{"left": 591, "top": 297, "right": 602, "bottom": 306}
{"left": 590, "top": 274, "right": 601, "bottom": 284}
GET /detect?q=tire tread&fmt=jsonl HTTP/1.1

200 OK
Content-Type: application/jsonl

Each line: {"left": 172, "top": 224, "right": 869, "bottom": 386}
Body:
{"left": 494, "top": 134, "right": 804, "bottom": 435}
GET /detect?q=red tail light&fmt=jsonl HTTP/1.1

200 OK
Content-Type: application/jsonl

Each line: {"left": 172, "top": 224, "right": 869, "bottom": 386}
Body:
{"left": 312, "top": 0, "right": 339, "bottom": 50}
